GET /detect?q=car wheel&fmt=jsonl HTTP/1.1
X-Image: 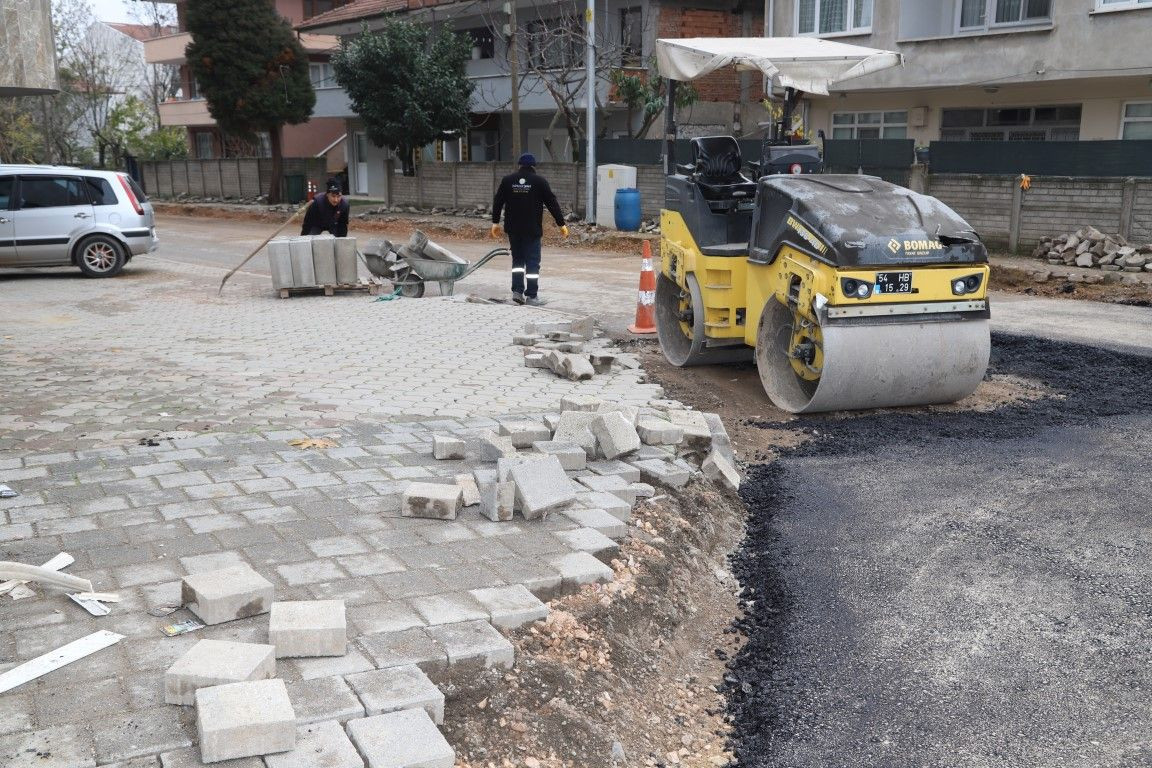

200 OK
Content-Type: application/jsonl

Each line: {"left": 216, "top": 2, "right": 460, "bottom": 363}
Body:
{"left": 75, "top": 234, "right": 126, "bottom": 278}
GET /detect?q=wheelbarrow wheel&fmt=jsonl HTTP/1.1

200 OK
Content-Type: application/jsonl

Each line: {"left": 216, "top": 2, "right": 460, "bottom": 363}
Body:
{"left": 398, "top": 280, "right": 425, "bottom": 299}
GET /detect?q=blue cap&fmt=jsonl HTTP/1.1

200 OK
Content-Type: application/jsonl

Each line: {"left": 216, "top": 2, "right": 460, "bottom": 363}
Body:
{"left": 517, "top": 153, "right": 536, "bottom": 167}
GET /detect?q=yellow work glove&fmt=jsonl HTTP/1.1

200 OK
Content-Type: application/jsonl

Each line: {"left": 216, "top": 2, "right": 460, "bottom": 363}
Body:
{"left": 560, "top": 225, "right": 570, "bottom": 238}
{"left": 490, "top": 224, "right": 501, "bottom": 239}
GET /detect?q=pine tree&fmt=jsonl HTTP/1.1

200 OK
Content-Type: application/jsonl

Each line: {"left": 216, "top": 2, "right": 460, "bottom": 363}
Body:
{"left": 185, "top": 0, "right": 314, "bottom": 202}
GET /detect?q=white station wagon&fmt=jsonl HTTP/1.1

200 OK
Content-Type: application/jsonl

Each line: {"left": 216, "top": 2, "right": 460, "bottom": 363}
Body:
{"left": 0, "top": 164, "right": 159, "bottom": 277}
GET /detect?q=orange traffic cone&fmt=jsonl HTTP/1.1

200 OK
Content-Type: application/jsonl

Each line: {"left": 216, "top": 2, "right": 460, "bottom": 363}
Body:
{"left": 628, "top": 240, "right": 657, "bottom": 334}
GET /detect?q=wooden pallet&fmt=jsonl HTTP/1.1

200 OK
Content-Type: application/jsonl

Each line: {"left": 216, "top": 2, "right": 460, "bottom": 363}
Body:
{"left": 278, "top": 278, "right": 386, "bottom": 298}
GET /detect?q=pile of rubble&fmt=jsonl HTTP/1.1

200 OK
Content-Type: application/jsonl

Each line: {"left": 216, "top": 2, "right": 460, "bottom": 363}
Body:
{"left": 414, "top": 395, "right": 740, "bottom": 534}
{"left": 1034, "top": 226, "right": 1152, "bottom": 273}
{"left": 513, "top": 317, "right": 640, "bottom": 382}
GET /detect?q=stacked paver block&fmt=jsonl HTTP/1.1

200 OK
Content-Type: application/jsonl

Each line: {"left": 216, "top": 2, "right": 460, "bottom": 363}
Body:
{"left": 432, "top": 434, "right": 466, "bottom": 460}
{"left": 509, "top": 455, "right": 577, "bottom": 519}
{"left": 264, "top": 721, "right": 364, "bottom": 768}
{"left": 468, "top": 584, "right": 550, "bottom": 629}
{"left": 164, "top": 639, "right": 276, "bottom": 706}
{"left": 532, "top": 440, "right": 587, "bottom": 470}
{"left": 268, "top": 600, "right": 347, "bottom": 657}
{"left": 590, "top": 412, "right": 642, "bottom": 460}
{"left": 346, "top": 710, "right": 454, "bottom": 768}
{"left": 346, "top": 665, "right": 445, "bottom": 722}
{"left": 402, "top": 482, "right": 462, "bottom": 520}
{"left": 195, "top": 679, "right": 296, "bottom": 764}
{"left": 498, "top": 420, "right": 551, "bottom": 448}
{"left": 636, "top": 415, "right": 685, "bottom": 446}
{"left": 182, "top": 564, "right": 275, "bottom": 626}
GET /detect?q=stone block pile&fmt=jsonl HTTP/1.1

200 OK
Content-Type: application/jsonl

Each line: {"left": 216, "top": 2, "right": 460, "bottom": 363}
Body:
{"left": 514, "top": 317, "right": 642, "bottom": 381}
{"left": 1034, "top": 226, "right": 1152, "bottom": 275}
{"left": 161, "top": 564, "right": 458, "bottom": 765}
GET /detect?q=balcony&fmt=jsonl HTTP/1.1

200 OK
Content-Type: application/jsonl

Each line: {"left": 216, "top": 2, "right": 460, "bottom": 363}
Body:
{"left": 144, "top": 31, "right": 191, "bottom": 66}
{"left": 159, "top": 98, "right": 213, "bottom": 127}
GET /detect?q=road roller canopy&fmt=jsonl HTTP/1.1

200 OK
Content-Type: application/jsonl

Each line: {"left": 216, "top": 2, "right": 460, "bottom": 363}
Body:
{"left": 655, "top": 37, "right": 902, "bottom": 95}
{"left": 749, "top": 175, "right": 989, "bottom": 267}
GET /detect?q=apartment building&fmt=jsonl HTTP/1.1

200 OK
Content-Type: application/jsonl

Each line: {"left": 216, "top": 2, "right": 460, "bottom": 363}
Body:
{"left": 767, "top": 0, "right": 1152, "bottom": 146}
{"left": 142, "top": 0, "right": 347, "bottom": 167}
{"left": 298, "top": 0, "right": 769, "bottom": 196}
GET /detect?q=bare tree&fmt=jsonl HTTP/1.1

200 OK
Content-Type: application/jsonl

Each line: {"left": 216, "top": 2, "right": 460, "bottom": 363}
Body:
{"left": 129, "top": 0, "right": 181, "bottom": 125}
{"left": 71, "top": 21, "right": 148, "bottom": 166}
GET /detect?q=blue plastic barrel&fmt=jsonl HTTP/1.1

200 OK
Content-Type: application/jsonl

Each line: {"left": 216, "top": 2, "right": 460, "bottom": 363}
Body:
{"left": 614, "top": 188, "right": 642, "bottom": 232}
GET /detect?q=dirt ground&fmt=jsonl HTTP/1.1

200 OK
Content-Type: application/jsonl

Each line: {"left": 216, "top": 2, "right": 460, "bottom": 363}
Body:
{"left": 990, "top": 261, "right": 1152, "bottom": 305}
{"left": 440, "top": 482, "right": 746, "bottom": 768}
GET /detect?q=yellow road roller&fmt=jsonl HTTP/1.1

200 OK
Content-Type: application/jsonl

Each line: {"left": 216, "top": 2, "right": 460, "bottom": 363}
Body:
{"left": 653, "top": 38, "right": 991, "bottom": 413}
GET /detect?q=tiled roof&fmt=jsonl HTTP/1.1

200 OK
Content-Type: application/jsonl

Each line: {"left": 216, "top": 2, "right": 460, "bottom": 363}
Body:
{"left": 106, "top": 22, "right": 177, "bottom": 41}
{"left": 296, "top": 0, "right": 407, "bottom": 31}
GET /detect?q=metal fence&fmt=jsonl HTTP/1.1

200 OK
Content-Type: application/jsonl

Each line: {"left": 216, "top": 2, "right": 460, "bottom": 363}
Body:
{"left": 822, "top": 139, "right": 915, "bottom": 187}
{"left": 927, "top": 140, "right": 1152, "bottom": 176}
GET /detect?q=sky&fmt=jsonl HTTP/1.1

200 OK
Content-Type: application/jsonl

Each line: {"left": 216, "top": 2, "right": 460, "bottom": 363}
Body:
{"left": 89, "top": 0, "right": 154, "bottom": 25}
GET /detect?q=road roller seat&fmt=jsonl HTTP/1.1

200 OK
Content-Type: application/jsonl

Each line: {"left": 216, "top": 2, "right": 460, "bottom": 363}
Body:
{"left": 688, "top": 136, "right": 757, "bottom": 200}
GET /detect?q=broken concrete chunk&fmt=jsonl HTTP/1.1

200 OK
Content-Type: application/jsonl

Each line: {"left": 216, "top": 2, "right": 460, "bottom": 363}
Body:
{"left": 509, "top": 455, "right": 577, "bottom": 519}
{"left": 636, "top": 416, "right": 685, "bottom": 446}
{"left": 513, "top": 334, "right": 541, "bottom": 346}
{"left": 588, "top": 353, "right": 616, "bottom": 374}
{"left": 560, "top": 394, "right": 602, "bottom": 412}
{"left": 402, "top": 483, "right": 462, "bottom": 520}
{"left": 524, "top": 353, "right": 547, "bottom": 369}
{"left": 525, "top": 320, "right": 572, "bottom": 335}
{"left": 196, "top": 679, "right": 296, "bottom": 764}
{"left": 455, "top": 473, "right": 481, "bottom": 507}
{"left": 702, "top": 450, "right": 741, "bottom": 492}
{"left": 556, "top": 352, "right": 595, "bottom": 381}
{"left": 569, "top": 316, "right": 596, "bottom": 340}
{"left": 165, "top": 639, "right": 276, "bottom": 706}
{"left": 432, "top": 434, "right": 466, "bottom": 460}
{"left": 182, "top": 564, "right": 275, "bottom": 626}
{"left": 498, "top": 419, "right": 552, "bottom": 448}
{"left": 268, "top": 600, "right": 347, "bottom": 658}
{"left": 531, "top": 440, "right": 587, "bottom": 471}
{"left": 590, "top": 412, "right": 641, "bottom": 460}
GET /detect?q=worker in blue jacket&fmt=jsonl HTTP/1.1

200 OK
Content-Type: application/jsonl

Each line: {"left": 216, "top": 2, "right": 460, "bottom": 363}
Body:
{"left": 301, "top": 178, "right": 349, "bottom": 237}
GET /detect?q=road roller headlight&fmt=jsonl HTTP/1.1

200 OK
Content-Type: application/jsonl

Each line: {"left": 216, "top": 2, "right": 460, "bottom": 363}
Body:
{"left": 841, "top": 278, "right": 873, "bottom": 299}
{"left": 951, "top": 274, "right": 984, "bottom": 295}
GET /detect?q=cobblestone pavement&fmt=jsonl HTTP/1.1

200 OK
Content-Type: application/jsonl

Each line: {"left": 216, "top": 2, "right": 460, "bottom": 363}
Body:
{"left": 0, "top": 259, "right": 673, "bottom": 766}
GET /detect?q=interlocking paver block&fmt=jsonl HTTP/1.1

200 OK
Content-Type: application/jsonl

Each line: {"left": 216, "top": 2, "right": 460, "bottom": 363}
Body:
{"left": 401, "top": 483, "right": 462, "bottom": 520}
{"left": 164, "top": 639, "right": 276, "bottom": 706}
{"left": 702, "top": 450, "right": 741, "bottom": 491}
{"left": 454, "top": 473, "right": 481, "bottom": 506}
{"left": 531, "top": 440, "right": 587, "bottom": 471}
{"left": 357, "top": 627, "right": 448, "bottom": 673}
{"left": 346, "top": 710, "right": 454, "bottom": 768}
{"left": 468, "top": 584, "right": 550, "bottom": 629}
{"left": 590, "top": 412, "right": 641, "bottom": 460}
{"left": 576, "top": 490, "right": 632, "bottom": 521}
{"left": 555, "top": 527, "right": 621, "bottom": 560}
{"left": 264, "top": 721, "right": 365, "bottom": 768}
{"left": 478, "top": 481, "right": 515, "bottom": 522}
{"left": 631, "top": 459, "right": 692, "bottom": 489}
{"left": 269, "top": 600, "right": 347, "bottom": 658}
{"left": 596, "top": 402, "right": 639, "bottom": 425}
{"left": 346, "top": 664, "right": 445, "bottom": 723}
{"left": 431, "top": 434, "right": 466, "bottom": 460}
{"left": 549, "top": 551, "right": 615, "bottom": 592}
{"left": 561, "top": 507, "right": 629, "bottom": 539}
{"left": 472, "top": 431, "right": 517, "bottom": 460}
{"left": 576, "top": 473, "right": 638, "bottom": 505}
{"left": 425, "top": 619, "right": 515, "bottom": 670}
{"left": 498, "top": 420, "right": 551, "bottom": 448}
{"left": 410, "top": 591, "right": 488, "bottom": 626}
{"left": 285, "top": 676, "right": 365, "bottom": 724}
{"left": 195, "top": 679, "right": 295, "bottom": 764}
{"left": 509, "top": 456, "right": 577, "bottom": 519}
{"left": 552, "top": 411, "right": 598, "bottom": 456}
{"left": 182, "top": 564, "right": 275, "bottom": 625}
{"left": 0, "top": 725, "right": 95, "bottom": 768}
{"left": 636, "top": 416, "right": 685, "bottom": 446}
{"left": 664, "top": 410, "right": 712, "bottom": 450}
{"left": 587, "top": 459, "right": 642, "bottom": 482}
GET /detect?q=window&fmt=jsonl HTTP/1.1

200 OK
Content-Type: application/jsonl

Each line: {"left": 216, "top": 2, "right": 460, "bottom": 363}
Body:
{"left": 194, "top": 132, "right": 214, "bottom": 159}
{"left": 831, "top": 110, "right": 908, "bottom": 139}
{"left": 469, "top": 129, "right": 500, "bottom": 162}
{"left": 1097, "top": 0, "right": 1152, "bottom": 9}
{"left": 526, "top": 19, "right": 581, "bottom": 70}
{"left": 939, "top": 104, "right": 1080, "bottom": 140}
{"left": 256, "top": 132, "right": 272, "bottom": 158}
{"left": 303, "top": 0, "right": 348, "bottom": 20}
{"left": 958, "top": 0, "right": 1049, "bottom": 30}
{"left": 1121, "top": 102, "right": 1152, "bottom": 139}
{"left": 19, "top": 177, "right": 89, "bottom": 209}
{"left": 620, "top": 7, "right": 643, "bottom": 64}
{"left": 309, "top": 62, "right": 335, "bottom": 89}
{"left": 83, "top": 177, "right": 118, "bottom": 206}
{"left": 797, "top": 0, "right": 873, "bottom": 34}
{"left": 0, "top": 177, "right": 12, "bottom": 210}
{"left": 466, "top": 28, "right": 494, "bottom": 60}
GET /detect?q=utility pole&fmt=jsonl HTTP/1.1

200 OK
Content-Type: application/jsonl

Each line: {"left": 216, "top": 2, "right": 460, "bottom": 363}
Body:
{"left": 584, "top": 0, "right": 595, "bottom": 222}
{"left": 504, "top": 1, "right": 521, "bottom": 160}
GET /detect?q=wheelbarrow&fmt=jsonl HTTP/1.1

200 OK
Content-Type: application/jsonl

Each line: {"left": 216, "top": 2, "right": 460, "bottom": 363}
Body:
{"left": 361, "top": 232, "right": 508, "bottom": 298}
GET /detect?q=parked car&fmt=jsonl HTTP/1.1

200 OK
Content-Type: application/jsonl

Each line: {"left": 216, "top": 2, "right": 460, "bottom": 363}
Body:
{"left": 0, "top": 165, "right": 158, "bottom": 277}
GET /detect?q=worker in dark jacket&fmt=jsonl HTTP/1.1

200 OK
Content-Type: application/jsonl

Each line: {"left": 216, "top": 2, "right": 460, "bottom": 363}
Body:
{"left": 300, "top": 178, "right": 350, "bottom": 237}
{"left": 491, "top": 153, "right": 569, "bottom": 305}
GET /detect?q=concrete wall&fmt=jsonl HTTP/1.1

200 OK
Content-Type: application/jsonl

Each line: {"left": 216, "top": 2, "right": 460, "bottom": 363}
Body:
{"left": 0, "top": 0, "right": 57, "bottom": 95}
{"left": 140, "top": 158, "right": 328, "bottom": 200}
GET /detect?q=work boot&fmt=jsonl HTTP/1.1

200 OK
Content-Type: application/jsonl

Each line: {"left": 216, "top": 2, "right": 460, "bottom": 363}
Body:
{"left": 512, "top": 292, "right": 525, "bottom": 305}
{"left": 524, "top": 296, "right": 548, "bottom": 306}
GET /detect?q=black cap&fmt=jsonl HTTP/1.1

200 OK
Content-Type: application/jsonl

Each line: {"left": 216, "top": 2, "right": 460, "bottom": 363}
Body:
{"left": 326, "top": 178, "right": 341, "bottom": 194}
